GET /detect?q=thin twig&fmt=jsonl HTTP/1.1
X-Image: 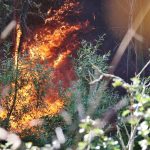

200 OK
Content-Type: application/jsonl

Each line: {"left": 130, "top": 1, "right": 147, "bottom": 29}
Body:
{"left": 90, "top": 64, "right": 124, "bottom": 85}
{"left": 117, "top": 125, "right": 126, "bottom": 150}
{"left": 137, "top": 60, "right": 150, "bottom": 77}
{"left": 127, "top": 119, "right": 141, "bottom": 150}
{"left": 145, "top": 82, "right": 150, "bottom": 88}
{"left": 122, "top": 120, "right": 130, "bottom": 139}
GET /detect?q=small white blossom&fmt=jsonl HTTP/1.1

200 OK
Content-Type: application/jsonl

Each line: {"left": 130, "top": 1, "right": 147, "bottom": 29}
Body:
{"left": 113, "top": 141, "right": 119, "bottom": 145}
{"left": 45, "top": 144, "right": 51, "bottom": 148}
{"left": 0, "top": 128, "right": 8, "bottom": 140}
{"left": 84, "top": 134, "right": 89, "bottom": 142}
{"left": 134, "top": 111, "right": 143, "bottom": 117}
{"left": 140, "top": 121, "right": 148, "bottom": 130}
{"left": 139, "top": 139, "right": 148, "bottom": 150}
{"left": 95, "top": 145, "right": 100, "bottom": 149}
{"left": 102, "top": 142, "right": 107, "bottom": 148}
{"left": 30, "top": 146, "right": 40, "bottom": 150}
{"left": 108, "top": 137, "right": 112, "bottom": 141}
{"left": 25, "top": 142, "right": 32, "bottom": 149}
{"left": 79, "top": 128, "right": 85, "bottom": 133}
{"left": 84, "top": 131, "right": 96, "bottom": 142}
{"left": 6, "top": 133, "right": 21, "bottom": 150}
{"left": 92, "top": 120, "right": 96, "bottom": 126}
{"left": 52, "top": 140, "right": 60, "bottom": 149}
{"left": 104, "top": 137, "right": 108, "bottom": 141}
{"left": 86, "top": 116, "right": 91, "bottom": 123}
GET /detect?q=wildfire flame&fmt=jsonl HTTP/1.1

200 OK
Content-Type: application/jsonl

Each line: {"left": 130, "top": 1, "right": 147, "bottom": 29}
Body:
{"left": 0, "top": 0, "right": 89, "bottom": 133}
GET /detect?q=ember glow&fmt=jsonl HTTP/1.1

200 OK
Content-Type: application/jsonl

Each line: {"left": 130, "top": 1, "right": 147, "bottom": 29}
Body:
{"left": 14, "top": 23, "right": 21, "bottom": 65}
{"left": 0, "top": 0, "right": 89, "bottom": 132}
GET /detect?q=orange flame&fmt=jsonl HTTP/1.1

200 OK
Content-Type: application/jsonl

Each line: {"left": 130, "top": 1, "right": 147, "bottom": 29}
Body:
{"left": 0, "top": 0, "right": 89, "bottom": 133}
{"left": 14, "top": 24, "right": 22, "bottom": 65}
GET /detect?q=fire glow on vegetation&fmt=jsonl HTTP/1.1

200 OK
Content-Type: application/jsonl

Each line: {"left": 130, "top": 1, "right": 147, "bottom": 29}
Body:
{"left": 14, "top": 24, "right": 22, "bottom": 65}
{"left": 0, "top": 0, "right": 89, "bottom": 132}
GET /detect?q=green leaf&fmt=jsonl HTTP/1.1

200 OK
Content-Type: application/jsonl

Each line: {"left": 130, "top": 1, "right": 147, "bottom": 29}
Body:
{"left": 78, "top": 142, "right": 87, "bottom": 150}
{"left": 131, "top": 77, "right": 140, "bottom": 86}
{"left": 25, "top": 142, "right": 32, "bottom": 148}
{"left": 128, "top": 117, "right": 139, "bottom": 125}
{"left": 112, "top": 79, "right": 123, "bottom": 87}
{"left": 122, "top": 110, "right": 130, "bottom": 117}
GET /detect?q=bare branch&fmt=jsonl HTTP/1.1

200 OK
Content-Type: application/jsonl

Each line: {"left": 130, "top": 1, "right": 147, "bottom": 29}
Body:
{"left": 137, "top": 60, "right": 150, "bottom": 77}
{"left": 89, "top": 64, "right": 124, "bottom": 85}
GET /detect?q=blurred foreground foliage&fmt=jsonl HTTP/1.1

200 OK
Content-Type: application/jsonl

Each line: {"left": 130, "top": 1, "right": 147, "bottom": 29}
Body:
{"left": 0, "top": 37, "right": 149, "bottom": 150}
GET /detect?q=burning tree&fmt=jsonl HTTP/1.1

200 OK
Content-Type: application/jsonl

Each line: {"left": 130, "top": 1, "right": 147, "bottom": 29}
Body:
{"left": 0, "top": 0, "right": 90, "bottom": 132}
